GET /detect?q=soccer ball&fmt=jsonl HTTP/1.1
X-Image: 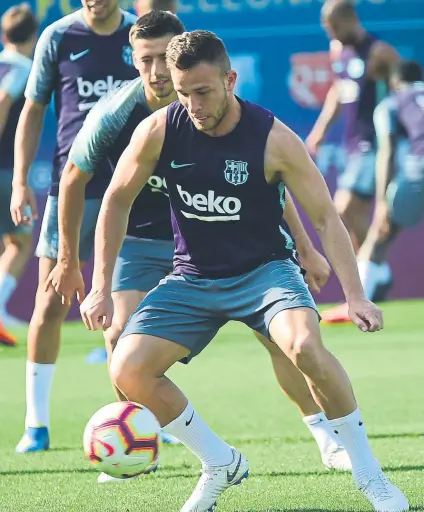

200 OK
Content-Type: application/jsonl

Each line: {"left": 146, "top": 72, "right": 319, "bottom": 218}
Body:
{"left": 83, "top": 401, "right": 161, "bottom": 478}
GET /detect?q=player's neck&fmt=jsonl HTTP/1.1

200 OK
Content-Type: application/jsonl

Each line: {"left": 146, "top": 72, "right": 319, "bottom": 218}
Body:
{"left": 207, "top": 96, "right": 242, "bottom": 138}
{"left": 145, "top": 90, "right": 178, "bottom": 112}
{"left": 3, "top": 42, "right": 33, "bottom": 59}
{"left": 82, "top": 8, "right": 123, "bottom": 35}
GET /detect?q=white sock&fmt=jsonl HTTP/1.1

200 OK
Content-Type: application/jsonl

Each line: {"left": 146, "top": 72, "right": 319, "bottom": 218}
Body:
{"left": 357, "top": 260, "right": 381, "bottom": 300}
{"left": 163, "top": 403, "right": 233, "bottom": 467}
{"left": 0, "top": 272, "right": 17, "bottom": 316}
{"left": 303, "top": 412, "right": 341, "bottom": 455}
{"left": 329, "top": 408, "right": 380, "bottom": 481}
{"left": 357, "top": 260, "right": 392, "bottom": 300}
{"left": 25, "top": 361, "right": 55, "bottom": 429}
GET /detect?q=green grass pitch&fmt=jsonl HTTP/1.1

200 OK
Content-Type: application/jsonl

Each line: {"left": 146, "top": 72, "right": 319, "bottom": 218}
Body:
{"left": 0, "top": 300, "right": 423, "bottom": 512}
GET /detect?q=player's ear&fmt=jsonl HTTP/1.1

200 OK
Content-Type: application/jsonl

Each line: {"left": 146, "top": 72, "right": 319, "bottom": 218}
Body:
{"left": 226, "top": 70, "right": 237, "bottom": 93}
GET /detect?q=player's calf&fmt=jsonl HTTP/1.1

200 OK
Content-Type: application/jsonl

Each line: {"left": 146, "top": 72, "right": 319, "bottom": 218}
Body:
{"left": 110, "top": 333, "right": 190, "bottom": 426}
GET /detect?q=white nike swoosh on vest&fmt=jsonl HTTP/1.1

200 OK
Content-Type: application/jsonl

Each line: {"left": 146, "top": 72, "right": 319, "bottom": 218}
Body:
{"left": 170, "top": 161, "right": 195, "bottom": 168}
{"left": 70, "top": 49, "right": 90, "bottom": 61}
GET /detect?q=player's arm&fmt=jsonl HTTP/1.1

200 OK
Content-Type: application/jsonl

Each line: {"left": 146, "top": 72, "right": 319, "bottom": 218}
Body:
{"left": 373, "top": 99, "right": 397, "bottom": 202}
{"left": 0, "top": 90, "right": 13, "bottom": 139}
{"left": 305, "top": 83, "right": 341, "bottom": 155}
{"left": 80, "top": 109, "right": 167, "bottom": 331}
{"left": 0, "top": 64, "right": 31, "bottom": 139}
{"left": 283, "top": 191, "right": 331, "bottom": 293}
{"left": 267, "top": 119, "right": 382, "bottom": 331}
{"left": 44, "top": 161, "right": 92, "bottom": 305}
{"left": 11, "top": 25, "right": 58, "bottom": 226}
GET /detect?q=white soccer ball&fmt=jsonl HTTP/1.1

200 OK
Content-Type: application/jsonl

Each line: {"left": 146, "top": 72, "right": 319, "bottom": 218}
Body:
{"left": 83, "top": 401, "right": 161, "bottom": 478}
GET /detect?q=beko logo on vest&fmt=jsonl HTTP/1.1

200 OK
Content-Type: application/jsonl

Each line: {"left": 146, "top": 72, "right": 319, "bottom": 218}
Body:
{"left": 77, "top": 76, "right": 132, "bottom": 111}
{"left": 177, "top": 185, "right": 241, "bottom": 222}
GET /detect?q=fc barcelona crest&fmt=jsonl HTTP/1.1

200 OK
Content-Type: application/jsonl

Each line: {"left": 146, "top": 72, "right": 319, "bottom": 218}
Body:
{"left": 224, "top": 160, "right": 249, "bottom": 186}
{"left": 122, "top": 45, "right": 134, "bottom": 66}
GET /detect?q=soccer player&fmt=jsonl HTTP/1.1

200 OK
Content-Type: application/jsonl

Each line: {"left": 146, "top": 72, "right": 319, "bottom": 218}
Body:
{"left": 48, "top": 11, "right": 349, "bottom": 475}
{"left": 306, "top": 0, "right": 399, "bottom": 322}
{"left": 11, "top": 0, "right": 139, "bottom": 453}
{"left": 0, "top": 4, "right": 38, "bottom": 345}
{"left": 356, "top": 60, "right": 424, "bottom": 298}
{"left": 80, "top": 31, "right": 408, "bottom": 512}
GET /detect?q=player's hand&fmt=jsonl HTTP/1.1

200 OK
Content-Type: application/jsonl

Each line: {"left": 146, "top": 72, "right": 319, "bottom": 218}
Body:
{"left": 45, "top": 263, "right": 85, "bottom": 306}
{"left": 348, "top": 297, "right": 383, "bottom": 333}
{"left": 305, "top": 130, "right": 324, "bottom": 157}
{"left": 298, "top": 248, "right": 331, "bottom": 293}
{"left": 10, "top": 184, "right": 38, "bottom": 226}
{"left": 80, "top": 288, "right": 113, "bottom": 331}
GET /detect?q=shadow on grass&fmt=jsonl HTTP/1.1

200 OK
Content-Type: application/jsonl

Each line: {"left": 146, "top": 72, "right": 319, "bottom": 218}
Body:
{"left": 232, "top": 432, "right": 423, "bottom": 446}
{"left": 1, "top": 464, "right": 422, "bottom": 478}
{"left": 234, "top": 508, "right": 424, "bottom": 512}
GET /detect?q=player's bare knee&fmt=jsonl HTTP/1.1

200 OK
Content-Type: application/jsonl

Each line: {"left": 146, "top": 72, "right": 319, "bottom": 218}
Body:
{"left": 289, "top": 332, "right": 324, "bottom": 372}
{"left": 33, "top": 286, "right": 69, "bottom": 325}
{"left": 3, "top": 231, "right": 32, "bottom": 258}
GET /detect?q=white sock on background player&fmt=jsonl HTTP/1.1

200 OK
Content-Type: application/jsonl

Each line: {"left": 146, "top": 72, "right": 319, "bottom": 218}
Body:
{"left": 163, "top": 402, "right": 233, "bottom": 467}
{"left": 0, "top": 272, "right": 17, "bottom": 320}
{"left": 25, "top": 361, "right": 55, "bottom": 428}
{"left": 357, "top": 260, "right": 391, "bottom": 300}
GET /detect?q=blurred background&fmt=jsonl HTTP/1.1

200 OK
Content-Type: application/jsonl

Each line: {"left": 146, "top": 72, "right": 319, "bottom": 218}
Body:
{"left": 1, "top": 0, "right": 424, "bottom": 321}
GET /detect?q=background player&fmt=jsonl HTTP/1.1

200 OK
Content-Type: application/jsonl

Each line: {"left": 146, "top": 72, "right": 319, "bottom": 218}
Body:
{"left": 305, "top": 0, "right": 399, "bottom": 322}
{"left": 0, "top": 4, "right": 38, "bottom": 345}
{"left": 48, "top": 11, "right": 349, "bottom": 474}
{"left": 357, "top": 60, "right": 424, "bottom": 299}
{"left": 11, "top": 0, "right": 139, "bottom": 454}
{"left": 81, "top": 30, "right": 407, "bottom": 512}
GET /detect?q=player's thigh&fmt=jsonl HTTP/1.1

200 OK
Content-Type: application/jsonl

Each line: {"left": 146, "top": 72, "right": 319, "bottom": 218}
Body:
{"left": 336, "top": 151, "right": 376, "bottom": 200}
{"left": 119, "top": 274, "right": 225, "bottom": 364}
{"left": 111, "top": 332, "right": 191, "bottom": 383}
{"left": 112, "top": 290, "right": 148, "bottom": 330}
{"left": 112, "top": 237, "right": 174, "bottom": 295}
{"left": 268, "top": 306, "right": 323, "bottom": 358}
{"left": 388, "top": 154, "right": 424, "bottom": 227}
{"left": 252, "top": 330, "right": 283, "bottom": 357}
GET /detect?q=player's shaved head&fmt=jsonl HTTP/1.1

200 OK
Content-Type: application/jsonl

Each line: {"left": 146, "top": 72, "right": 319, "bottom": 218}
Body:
{"left": 134, "top": 0, "right": 178, "bottom": 16}
{"left": 321, "top": 0, "right": 357, "bottom": 22}
{"left": 166, "top": 30, "right": 231, "bottom": 74}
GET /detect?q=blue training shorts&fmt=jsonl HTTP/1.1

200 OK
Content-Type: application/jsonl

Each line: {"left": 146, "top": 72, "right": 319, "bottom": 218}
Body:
{"left": 35, "top": 195, "right": 101, "bottom": 261}
{"left": 112, "top": 237, "right": 174, "bottom": 293}
{"left": 120, "top": 259, "right": 318, "bottom": 364}
{"left": 387, "top": 154, "right": 424, "bottom": 227}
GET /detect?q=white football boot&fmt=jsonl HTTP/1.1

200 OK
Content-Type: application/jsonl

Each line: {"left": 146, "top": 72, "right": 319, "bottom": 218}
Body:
{"left": 181, "top": 447, "right": 249, "bottom": 512}
{"left": 356, "top": 470, "right": 409, "bottom": 512}
{"left": 322, "top": 446, "right": 352, "bottom": 471}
